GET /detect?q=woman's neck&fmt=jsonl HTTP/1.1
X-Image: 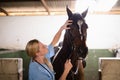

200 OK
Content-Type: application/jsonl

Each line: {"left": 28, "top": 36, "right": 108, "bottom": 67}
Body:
{"left": 34, "top": 56, "right": 45, "bottom": 64}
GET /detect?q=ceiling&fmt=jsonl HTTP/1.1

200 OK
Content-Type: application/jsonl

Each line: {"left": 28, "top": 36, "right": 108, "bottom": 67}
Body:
{"left": 0, "top": 0, "right": 120, "bottom": 16}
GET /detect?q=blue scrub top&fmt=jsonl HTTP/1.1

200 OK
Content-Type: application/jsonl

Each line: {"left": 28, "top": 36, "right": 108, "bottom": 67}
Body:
{"left": 29, "top": 44, "right": 55, "bottom": 80}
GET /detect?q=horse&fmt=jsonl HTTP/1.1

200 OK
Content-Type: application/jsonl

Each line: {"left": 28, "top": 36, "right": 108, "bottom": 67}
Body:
{"left": 51, "top": 6, "right": 88, "bottom": 80}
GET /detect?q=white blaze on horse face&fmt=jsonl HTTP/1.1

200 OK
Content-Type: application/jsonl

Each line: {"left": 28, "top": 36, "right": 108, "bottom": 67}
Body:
{"left": 77, "top": 20, "right": 83, "bottom": 40}
{"left": 77, "top": 20, "right": 83, "bottom": 34}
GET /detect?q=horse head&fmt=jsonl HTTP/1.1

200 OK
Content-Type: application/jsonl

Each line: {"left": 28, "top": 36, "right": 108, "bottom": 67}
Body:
{"left": 64, "top": 6, "right": 88, "bottom": 59}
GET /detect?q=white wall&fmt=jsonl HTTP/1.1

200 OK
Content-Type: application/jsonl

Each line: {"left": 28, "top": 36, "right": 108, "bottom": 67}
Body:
{"left": 86, "top": 14, "right": 120, "bottom": 49}
{"left": 0, "top": 14, "right": 120, "bottom": 49}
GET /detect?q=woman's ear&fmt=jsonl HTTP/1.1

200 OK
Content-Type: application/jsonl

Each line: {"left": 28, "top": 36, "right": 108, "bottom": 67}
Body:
{"left": 36, "top": 52, "right": 40, "bottom": 56}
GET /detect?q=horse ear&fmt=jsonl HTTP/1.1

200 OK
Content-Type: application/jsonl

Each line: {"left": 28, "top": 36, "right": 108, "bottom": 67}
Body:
{"left": 66, "top": 5, "right": 73, "bottom": 19}
{"left": 81, "top": 8, "right": 88, "bottom": 18}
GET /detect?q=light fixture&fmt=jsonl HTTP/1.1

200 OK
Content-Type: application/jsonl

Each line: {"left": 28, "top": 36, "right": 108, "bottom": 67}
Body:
{"left": 75, "top": 0, "right": 118, "bottom": 13}
{"left": 94, "top": 0, "right": 118, "bottom": 11}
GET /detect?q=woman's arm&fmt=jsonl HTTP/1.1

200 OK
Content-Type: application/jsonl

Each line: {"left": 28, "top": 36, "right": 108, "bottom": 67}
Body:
{"left": 50, "top": 20, "right": 72, "bottom": 46}
{"left": 59, "top": 59, "right": 73, "bottom": 80}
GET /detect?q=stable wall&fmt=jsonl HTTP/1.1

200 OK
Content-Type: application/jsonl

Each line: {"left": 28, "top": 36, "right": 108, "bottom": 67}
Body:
{"left": 0, "top": 14, "right": 120, "bottom": 49}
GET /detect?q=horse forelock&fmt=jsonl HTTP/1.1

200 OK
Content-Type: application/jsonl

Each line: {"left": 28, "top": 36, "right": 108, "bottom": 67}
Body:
{"left": 71, "top": 13, "right": 83, "bottom": 22}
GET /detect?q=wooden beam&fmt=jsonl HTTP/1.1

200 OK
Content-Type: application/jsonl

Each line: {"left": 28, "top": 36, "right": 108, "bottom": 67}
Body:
{"left": 41, "top": 0, "right": 50, "bottom": 15}
{"left": 90, "top": 10, "right": 120, "bottom": 15}
{"left": 0, "top": 7, "right": 9, "bottom": 16}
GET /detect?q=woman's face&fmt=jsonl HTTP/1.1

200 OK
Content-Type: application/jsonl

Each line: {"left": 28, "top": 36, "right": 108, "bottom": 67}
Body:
{"left": 38, "top": 42, "right": 48, "bottom": 56}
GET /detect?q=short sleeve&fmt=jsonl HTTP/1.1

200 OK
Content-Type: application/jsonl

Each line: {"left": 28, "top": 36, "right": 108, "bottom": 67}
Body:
{"left": 45, "top": 44, "right": 55, "bottom": 61}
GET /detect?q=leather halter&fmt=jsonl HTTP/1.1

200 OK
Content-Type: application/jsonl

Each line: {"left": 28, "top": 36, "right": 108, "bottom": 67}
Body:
{"left": 67, "top": 24, "right": 83, "bottom": 60}
{"left": 67, "top": 24, "right": 84, "bottom": 75}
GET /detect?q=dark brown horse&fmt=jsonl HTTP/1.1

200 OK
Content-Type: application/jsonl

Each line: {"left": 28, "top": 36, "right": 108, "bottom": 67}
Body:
{"left": 52, "top": 6, "right": 88, "bottom": 80}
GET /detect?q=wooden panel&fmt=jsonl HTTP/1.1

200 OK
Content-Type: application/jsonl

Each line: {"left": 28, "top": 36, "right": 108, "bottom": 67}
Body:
{"left": 99, "top": 57, "right": 120, "bottom": 80}
{"left": 0, "top": 58, "right": 23, "bottom": 80}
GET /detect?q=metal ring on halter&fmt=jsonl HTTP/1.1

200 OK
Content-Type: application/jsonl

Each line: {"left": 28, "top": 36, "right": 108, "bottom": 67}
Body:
{"left": 78, "top": 57, "right": 83, "bottom": 60}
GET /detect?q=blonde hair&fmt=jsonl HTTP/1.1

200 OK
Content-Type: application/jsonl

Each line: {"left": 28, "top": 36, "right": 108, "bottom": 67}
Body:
{"left": 25, "top": 39, "right": 53, "bottom": 71}
{"left": 25, "top": 39, "right": 39, "bottom": 57}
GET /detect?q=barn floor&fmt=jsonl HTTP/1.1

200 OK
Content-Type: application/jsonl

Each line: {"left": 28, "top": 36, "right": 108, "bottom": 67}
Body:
{"left": 0, "top": 49, "right": 114, "bottom": 80}
{"left": 85, "top": 49, "right": 114, "bottom": 80}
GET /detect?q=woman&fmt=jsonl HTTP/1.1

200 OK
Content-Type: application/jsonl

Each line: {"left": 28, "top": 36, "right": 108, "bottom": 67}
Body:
{"left": 25, "top": 20, "right": 73, "bottom": 80}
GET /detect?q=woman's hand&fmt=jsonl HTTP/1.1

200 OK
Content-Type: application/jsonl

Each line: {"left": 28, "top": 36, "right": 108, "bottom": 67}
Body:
{"left": 59, "top": 59, "right": 73, "bottom": 80}
{"left": 51, "top": 20, "right": 72, "bottom": 46}
{"left": 64, "top": 59, "right": 73, "bottom": 74}
{"left": 60, "top": 20, "right": 73, "bottom": 31}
